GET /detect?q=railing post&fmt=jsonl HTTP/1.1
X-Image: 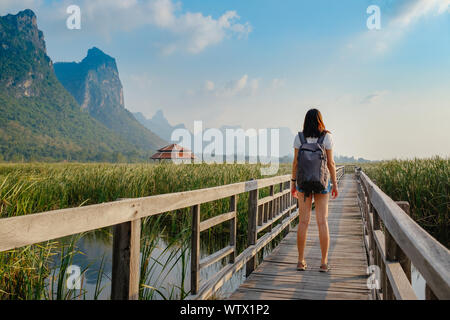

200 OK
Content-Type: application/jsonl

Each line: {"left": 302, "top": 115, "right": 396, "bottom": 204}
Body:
{"left": 229, "top": 195, "right": 237, "bottom": 264}
{"left": 279, "top": 183, "right": 283, "bottom": 215}
{"left": 385, "top": 228, "right": 396, "bottom": 300}
{"left": 257, "top": 205, "right": 263, "bottom": 227}
{"left": 263, "top": 202, "right": 268, "bottom": 224}
{"left": 269, "top": 185, "right": 274, "bottom": 231}
{"left": 370, "top": 204, "right": 383, "bottom": 299}
{"left": 111, "top": 218, "right": 141, "bottom": 300}
{"left": 426, "top": 284, "right": 438, "bottom": 300}
{"left": 191, "top": 204, "right": 200, "bottom": 294}
{"left": 395, "top": 201, "right": 412, "bottom": 283}
{"left": 371, "top": 203, "right": 381, "bottom": 230}
{"left": 286, "top": 182, "right": 291, "bottom": 233}
{"left": 246, "top": 186, "right": 258, "bottom": 277}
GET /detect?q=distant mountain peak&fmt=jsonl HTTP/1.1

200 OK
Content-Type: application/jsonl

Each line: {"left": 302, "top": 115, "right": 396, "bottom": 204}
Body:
{"left": 86, "top": 47, "right": 111, "bottom": 59}
{"left": 153, "top": 109, "right": 164, "bottom": 117}
{"left": 133, "top": 110, "right": 187, "bottom": 142}
{"left": 87, "top": 46, "right": 104, "bottom": 55}
{"left": 1, "top": 9, "right": 45, "bottom": 50}
{"left": 0, "top": 10, "right": 150, "bottom": 161}
{"left": 54, "top": 48, "right": 166, "bottom": 151}
{"left": 0, "top": 9, "right": 49, "bottom": 97}
{"left": 152, "top": 109, "right": 169, "bottom": 124}
{"left": 82, "top": 47, "right": 116, "bottom": 69}
{"left": 16, "top": 9, "right": 36, "bottom": 19}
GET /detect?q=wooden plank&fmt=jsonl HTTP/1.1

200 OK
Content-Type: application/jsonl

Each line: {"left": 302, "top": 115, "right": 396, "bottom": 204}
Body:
{"left": 246, "top": 187, "right": 258, "bottom": 277}
{"left": 258, "top": 189, "right": 290, "bottom": 206}
{"left": 257, "top": 205, "right": 263, "bottom": 226}
{"left": 426, "top": 283, "right": 438, "bottom": 300}
{"left": 395, "top": 201, "right": 412, "bottom": 283}
{"left": 199, "top": 245, "right": 235, "bottom": 269}
{"left": 0, "top": 175, "right": 292, "bottom": 252}
{"left": 268, "top": 186, "right": 274, "bottom": 222}
{"left": 385, "top": 262, "right": 417, "bottom": 300}
{"left": 187, "top": 209, "right": 299, "bottom": 300}
{"left": 229, "top": 195, "right": 237, "bottom": 263}
{"left": 361, "top": 171, "right": 450, "bottom": 300}
{"left": 111, "top": 218, "right": 141, "bottom": 300}
{"left": 257, "top": 204, "right": 297, "bottom": 234}
{"left": 191, "top": 204, "right": 200, "bottom": 294}
{"left": 199, "top": 210, "right": 236, "bottom": 232}
{"left": 384, "top": 228, "right": 396, "bottom": 299}
{"left": 229, "top": 174, "right": 370, "bottom": 300}
{"left": 374, "top": 223, "right": 420, "bottom": 300}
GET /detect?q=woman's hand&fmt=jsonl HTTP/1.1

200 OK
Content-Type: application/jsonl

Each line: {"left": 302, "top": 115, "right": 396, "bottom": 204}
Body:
{"left": 331, "top": 183, "right": 339, "bottom": 199}
{"left": 291, "top": 181, "right": 298, "bottom": 199}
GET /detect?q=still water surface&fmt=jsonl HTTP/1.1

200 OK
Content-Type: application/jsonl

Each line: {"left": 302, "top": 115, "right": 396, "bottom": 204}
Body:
{"left": 55, "top": 233, "right": 426, "bottom": 300}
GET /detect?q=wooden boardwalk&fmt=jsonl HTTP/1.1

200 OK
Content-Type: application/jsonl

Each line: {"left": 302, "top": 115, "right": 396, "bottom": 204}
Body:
{"left": 2, "top": 168, "right": 447, "bottom": 300}
{"left": 229, "top": 174, "right": 371, "bottom": 300}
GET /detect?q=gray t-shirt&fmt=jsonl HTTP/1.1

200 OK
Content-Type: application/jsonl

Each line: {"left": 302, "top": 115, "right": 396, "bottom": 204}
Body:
{"left": 293, "top": 133, "right": 334, "bottom": 150}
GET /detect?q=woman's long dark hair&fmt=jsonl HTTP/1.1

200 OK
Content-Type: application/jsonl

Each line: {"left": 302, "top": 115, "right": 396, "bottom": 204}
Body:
{"left": 303, "top": 108, "right": 330, "bottom": 138}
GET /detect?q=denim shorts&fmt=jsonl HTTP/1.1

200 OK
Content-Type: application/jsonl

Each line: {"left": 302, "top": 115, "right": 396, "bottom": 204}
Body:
{"left": 296, "top": 180, "right": 332, "bottom": 194}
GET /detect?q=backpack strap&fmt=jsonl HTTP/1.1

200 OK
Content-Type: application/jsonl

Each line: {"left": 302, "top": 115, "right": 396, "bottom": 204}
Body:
{"left": 317, "top": 132, "right": 327, "bottom": 145}
{"left": 298, "top": 132, "right": 307, "bottom": 145}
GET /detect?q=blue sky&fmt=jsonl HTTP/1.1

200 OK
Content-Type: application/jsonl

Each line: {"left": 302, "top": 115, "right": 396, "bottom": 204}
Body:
{"left": 1, "top": 0, "right": 449, "bottom": 160}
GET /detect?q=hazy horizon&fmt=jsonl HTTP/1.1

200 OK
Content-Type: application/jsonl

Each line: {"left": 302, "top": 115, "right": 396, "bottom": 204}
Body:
{"left": 1, "top": 0, "right": 449, "bottom": 161}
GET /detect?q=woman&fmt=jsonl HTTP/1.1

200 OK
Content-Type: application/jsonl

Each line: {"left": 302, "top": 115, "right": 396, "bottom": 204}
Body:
{"left": 291, "top": 108, "right": 338, "bottom": 273}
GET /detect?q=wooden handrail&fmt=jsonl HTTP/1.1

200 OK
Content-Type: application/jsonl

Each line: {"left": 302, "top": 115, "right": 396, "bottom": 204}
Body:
{"left": 0, "top": 174, "right": 291, "bottom": 252}
{"left": 0, "top": 166, "right": 345, "bottom": 300}
{"left": 190, "top": 165, "right": 345, "bottom": 299}
{"left": 356, "top": 168, "right": 450, "bottom": 300}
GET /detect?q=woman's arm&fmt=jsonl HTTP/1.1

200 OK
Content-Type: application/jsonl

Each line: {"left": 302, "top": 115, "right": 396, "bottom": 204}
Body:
{"left": 326, "top": 148, "right": 339, "bottom": 199}
{"left": 291, "top": 148, "right": 299, "bottom": 198}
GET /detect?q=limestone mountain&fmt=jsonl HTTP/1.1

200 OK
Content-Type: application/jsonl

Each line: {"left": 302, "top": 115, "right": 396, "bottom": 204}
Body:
{"left": 133, "top": 110, "right": 187, "bottom": 142}
{"left": 0, "top": 10, "right": 140, "bottom": 161}
{"left": 54, "top": 48, "right": 166, "bottom": 152}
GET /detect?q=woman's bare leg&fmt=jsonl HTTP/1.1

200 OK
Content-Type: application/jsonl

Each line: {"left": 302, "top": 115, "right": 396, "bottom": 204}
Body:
{"left": 314, "top": 193, "right": 330, "bottom": 265}
{"left": 297, "top": 193, "right": 312, "bottom": 263}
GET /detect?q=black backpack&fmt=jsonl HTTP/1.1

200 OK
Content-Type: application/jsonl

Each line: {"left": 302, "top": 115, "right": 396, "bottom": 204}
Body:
{"left": 296, "top": 132, "right": 329, "bottom": 200}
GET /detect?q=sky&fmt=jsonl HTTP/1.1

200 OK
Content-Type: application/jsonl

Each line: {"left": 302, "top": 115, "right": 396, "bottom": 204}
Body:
{"left": 1, "top": 0, "right": 449, "bottom": 160}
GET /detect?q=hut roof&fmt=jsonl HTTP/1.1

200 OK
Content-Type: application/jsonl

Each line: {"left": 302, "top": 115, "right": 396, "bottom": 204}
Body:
{"left": 150, "top": 144, "right": 195, "bottom": 160}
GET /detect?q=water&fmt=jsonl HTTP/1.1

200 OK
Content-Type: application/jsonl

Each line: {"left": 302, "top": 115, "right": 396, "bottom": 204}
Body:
{"left": 49, "top": 233, "right": 242, "bottom": 300}
{"left": 411, "top": 264, "right": 426, "bottom": 300}
{"left": 49, "top": 231, "right": 427, "bottom": 300}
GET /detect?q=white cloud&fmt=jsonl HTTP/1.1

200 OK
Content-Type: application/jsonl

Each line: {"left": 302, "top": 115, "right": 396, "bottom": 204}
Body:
{"left": 192, "top": 75, "right": 261, "bottom": 98}
{"left": 58, "top": 0, "right": 250, "bottom": 54}
{"left": 0, "top": 0, "right": 251, "bottom": 54}
{"left": 348, "top": 0, "right": 449, "bottom": 55}
{"left": 0, "top": 0, "right": 41, "bottom": 14}
{"left": 218, "top": 74, "right": 256, "bottom": 97}
{"left": 393, "top": 0, "right": 449, "bottom": 27}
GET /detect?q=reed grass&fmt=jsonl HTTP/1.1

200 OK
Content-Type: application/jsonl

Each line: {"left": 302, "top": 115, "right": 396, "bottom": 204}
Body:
{"left": 0, "top": 162, "right": 291, "bottom": 300}
{"left": 361, "top": 157, "right": 449, "bottom": 248}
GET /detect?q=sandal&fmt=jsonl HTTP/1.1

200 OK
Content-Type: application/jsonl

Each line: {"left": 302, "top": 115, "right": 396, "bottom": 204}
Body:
{"left": 319, "top": 263, "right": 330, "bottom": 273}
{"left": 297, "top": 260, "right": 307, "bottom": 271}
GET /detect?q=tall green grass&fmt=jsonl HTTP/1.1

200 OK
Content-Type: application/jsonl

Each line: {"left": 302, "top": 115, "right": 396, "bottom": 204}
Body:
{"left": 0, "top": 162, "right": 291, "bottom": 300}
{"left": 362, "top": 157, "right": 449, "bottom": 248}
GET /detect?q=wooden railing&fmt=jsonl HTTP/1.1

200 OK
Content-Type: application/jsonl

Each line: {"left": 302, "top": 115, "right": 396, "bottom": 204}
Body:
{"left": 0, "top": 166, "right": 344, "bottom": 300}
{"left": 188, "top": 165, "right": 344, "bottom": 299}
{"left": 356, "top": 168, "right": 450, "bottom": 300}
